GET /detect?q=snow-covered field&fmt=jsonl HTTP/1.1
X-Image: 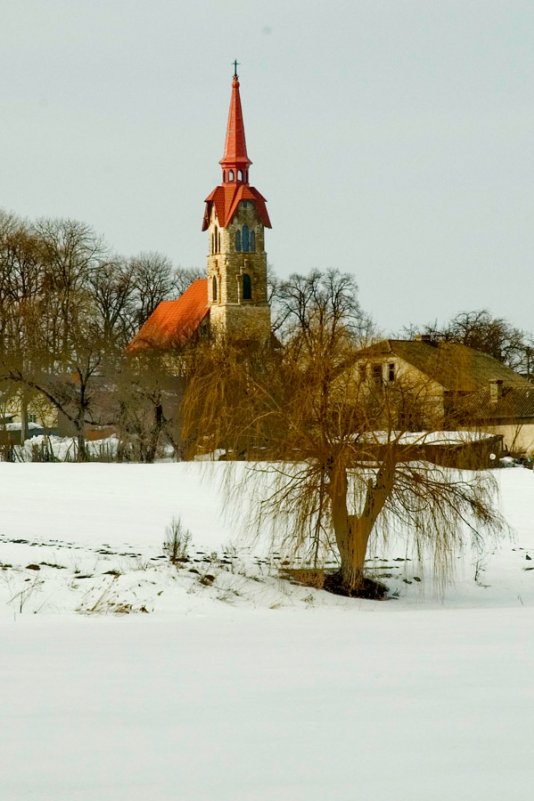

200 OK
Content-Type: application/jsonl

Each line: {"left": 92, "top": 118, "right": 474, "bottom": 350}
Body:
{"left": 1, "top": 462, "right": 534, "bottom": 800}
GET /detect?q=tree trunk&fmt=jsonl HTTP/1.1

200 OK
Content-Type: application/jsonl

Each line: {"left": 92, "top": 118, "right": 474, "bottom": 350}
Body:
{"left": 144, "top": 402, "right": 163, "bottom": 463}
{"left": 329, "top": 461, "right": 395, "bottom": 594}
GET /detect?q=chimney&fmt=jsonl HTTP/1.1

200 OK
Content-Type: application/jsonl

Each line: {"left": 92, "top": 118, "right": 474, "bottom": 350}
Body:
{"left": 489, "top": 379, "right": 504, "bottom": 404}
{"left": 415, "top": 333, "right": 438, "bottom": 347}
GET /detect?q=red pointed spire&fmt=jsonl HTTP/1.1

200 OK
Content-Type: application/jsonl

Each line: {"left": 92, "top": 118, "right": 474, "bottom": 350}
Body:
{"left": 220, "top": 65, "right": 252, "bottom": 185}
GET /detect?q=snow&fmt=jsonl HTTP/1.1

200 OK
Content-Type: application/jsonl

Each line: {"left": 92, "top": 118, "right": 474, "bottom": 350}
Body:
{"left": 1, "top": 461, "right": 534, "bottom": 799}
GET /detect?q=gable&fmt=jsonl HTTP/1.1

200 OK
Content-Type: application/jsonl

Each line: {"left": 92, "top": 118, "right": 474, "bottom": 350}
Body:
{"left": 202, "top": 184, "right": 271, "bottom": 230}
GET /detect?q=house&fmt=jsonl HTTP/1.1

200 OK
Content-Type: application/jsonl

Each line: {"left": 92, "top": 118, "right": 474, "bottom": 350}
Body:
{"left": 355, "top": 336, "right": 533, "bottom": 453}
{"left": 473, "top": 384, "right": 534, "bottom": 456}
{"left": 129, "top": 65, "right": 272, "bottom": 352}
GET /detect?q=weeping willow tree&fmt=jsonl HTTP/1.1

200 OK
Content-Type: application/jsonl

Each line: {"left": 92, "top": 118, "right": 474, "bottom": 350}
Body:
{"left": 181, "top": 270, "right": 504, "bottom": 597}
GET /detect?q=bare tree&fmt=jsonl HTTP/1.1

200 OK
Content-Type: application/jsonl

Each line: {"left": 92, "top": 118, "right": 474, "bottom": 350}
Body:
{"left": 182, "top": 270, "right": 504, "bottom": 597}
{"left": 130, "top": 252, "right": 176, "bottom": 326}
{"left": 89, "top": 257, "right": 136, "bottom": 346}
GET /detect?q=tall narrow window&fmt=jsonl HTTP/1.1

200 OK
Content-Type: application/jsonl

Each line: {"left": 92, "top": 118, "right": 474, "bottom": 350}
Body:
{"left": 372, "top": 365, "right": 383, "bottom": 385}
{"left": 238, "top": 170, "right": 243, "bottom": 182}
{"left": 242, "top": 224, "right": 250, "bottom": 252}
{"left": 235, "top": 229, "right": 242, "bottom": 251}
{"left": 212, "top": 275, "right": 218, "bottom": 302}
{"left": 242, "top": 273, "right": 252, "bottom": 300}
{"left": 250, "top": 230, "right": 256, "bottom": 252}
{"left": 213, "top": 226, "right": 218, "bottom": 253}
{"left": 229, "top": 169, "right": 234, "bottom": 181}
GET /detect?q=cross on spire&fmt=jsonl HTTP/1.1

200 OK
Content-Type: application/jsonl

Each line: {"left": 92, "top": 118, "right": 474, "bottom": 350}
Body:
{"left": 232, "top": 59, "right": 239, "bottom": 78}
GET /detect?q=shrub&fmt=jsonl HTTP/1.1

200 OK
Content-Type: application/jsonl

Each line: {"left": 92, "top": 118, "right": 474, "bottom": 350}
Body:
{"left": 164, "top": 517, "right": 192, "bottom": 564}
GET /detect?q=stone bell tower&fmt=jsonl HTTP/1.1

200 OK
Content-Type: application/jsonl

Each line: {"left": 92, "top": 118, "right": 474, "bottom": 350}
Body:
{"left": 202, "top": 64, "right": 272, "bottom": 342}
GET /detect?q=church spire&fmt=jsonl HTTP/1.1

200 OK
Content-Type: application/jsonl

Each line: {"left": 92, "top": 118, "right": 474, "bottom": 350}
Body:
{"left": 220, "top": 63, "right": 251, "bottom": 184}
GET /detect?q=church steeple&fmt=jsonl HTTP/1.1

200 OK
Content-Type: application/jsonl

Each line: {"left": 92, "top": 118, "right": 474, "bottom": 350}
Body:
{"left": 220, "top": 65, "right": 252, "bottom": 185}
{"left": 202, "top": 66, "right": 272, "bottom": 343}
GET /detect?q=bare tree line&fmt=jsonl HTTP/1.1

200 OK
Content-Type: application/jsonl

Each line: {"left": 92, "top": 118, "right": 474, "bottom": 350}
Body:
{"left": 0, "top": 210, "right": 201, "bottom": 459}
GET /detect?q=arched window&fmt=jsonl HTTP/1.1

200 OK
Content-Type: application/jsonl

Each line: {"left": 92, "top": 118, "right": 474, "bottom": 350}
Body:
{"left": 242, "top": 273, "right": 252, "bottom": 300}
{"left": 213, "top": 226, "right": 218, "bottom": 253}
{"left": 242, "top": 224, "right": 250, "bottom": 252}
{"left": 238, "top": 169, "right": 243, "bottom": 182}
{"left": 228, "top": 169, "right": 234, "bottom": 181}
{"left": 212, "top": 275, "right": 218, "bottom": 302}
{"left": 250, "top": 230, "right": 256, "bottom": 252}
{"left": 217, "top": 228, "right": 221, "bottom": 253}
{"left": 235, "top": 229, "right": 241, "bottom": 251}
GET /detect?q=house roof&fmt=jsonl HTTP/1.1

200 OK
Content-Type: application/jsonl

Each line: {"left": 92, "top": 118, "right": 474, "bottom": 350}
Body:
{"left": 358, "top": 339, "right": 529, "bottom": 392}
{"left": 202, "top": 183, "right": 271, "bottom": 230}
{"left": 480, "top": 386, "right": 534, "bottom": 421}
{"left": 128, "top": 279, "right": 209, "bottom": 352}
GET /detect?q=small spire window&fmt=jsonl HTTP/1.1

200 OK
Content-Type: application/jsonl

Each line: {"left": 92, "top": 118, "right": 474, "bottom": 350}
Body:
{"left": 238, "top": 170, "right": 243, "bottom": 182}
{"left": 228, "top": 169, "right": 235, "bottom": 181}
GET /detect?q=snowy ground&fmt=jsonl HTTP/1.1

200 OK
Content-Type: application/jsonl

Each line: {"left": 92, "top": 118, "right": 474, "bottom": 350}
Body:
{"left": 1, "top": 462, "right": 534, "bottom": 800}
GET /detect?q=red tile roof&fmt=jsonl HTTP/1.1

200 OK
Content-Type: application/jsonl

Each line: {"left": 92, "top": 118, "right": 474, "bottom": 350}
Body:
{"left": 202, "top": 184, "right": 271, "bottom": 230}
{"left": 128, "top": 279, "right": 209, "bottom": 352}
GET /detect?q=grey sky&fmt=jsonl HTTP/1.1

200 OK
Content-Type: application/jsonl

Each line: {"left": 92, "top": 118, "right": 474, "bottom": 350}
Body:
{"left": 1, "top": 0, "right": 533, "bottom": 335}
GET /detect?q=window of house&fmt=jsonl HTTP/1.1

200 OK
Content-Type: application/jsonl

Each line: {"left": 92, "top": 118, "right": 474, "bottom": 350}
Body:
{"left": 235, "top": 229, "right": 242, "bottom": 251}
{"left": 242, "top": 273, "right": 252, "bottom": 300}
{"left": 372, "top": 364, "right": 383, "bottom": 384}
{"left": 387, "top": 362, "right": 395, "bottom": 382}
{"left": 250, "top": 230, "right": 256, "bottom": 252}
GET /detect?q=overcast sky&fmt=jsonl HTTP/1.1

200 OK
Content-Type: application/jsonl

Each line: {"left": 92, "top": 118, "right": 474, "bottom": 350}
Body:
{"left": 1, "top": 0, "right": 533, "bottom": 335}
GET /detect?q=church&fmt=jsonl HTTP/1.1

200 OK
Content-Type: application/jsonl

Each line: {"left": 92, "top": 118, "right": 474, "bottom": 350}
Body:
{"left": 129, "top": 66, "right": 272, "bottom": 351}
